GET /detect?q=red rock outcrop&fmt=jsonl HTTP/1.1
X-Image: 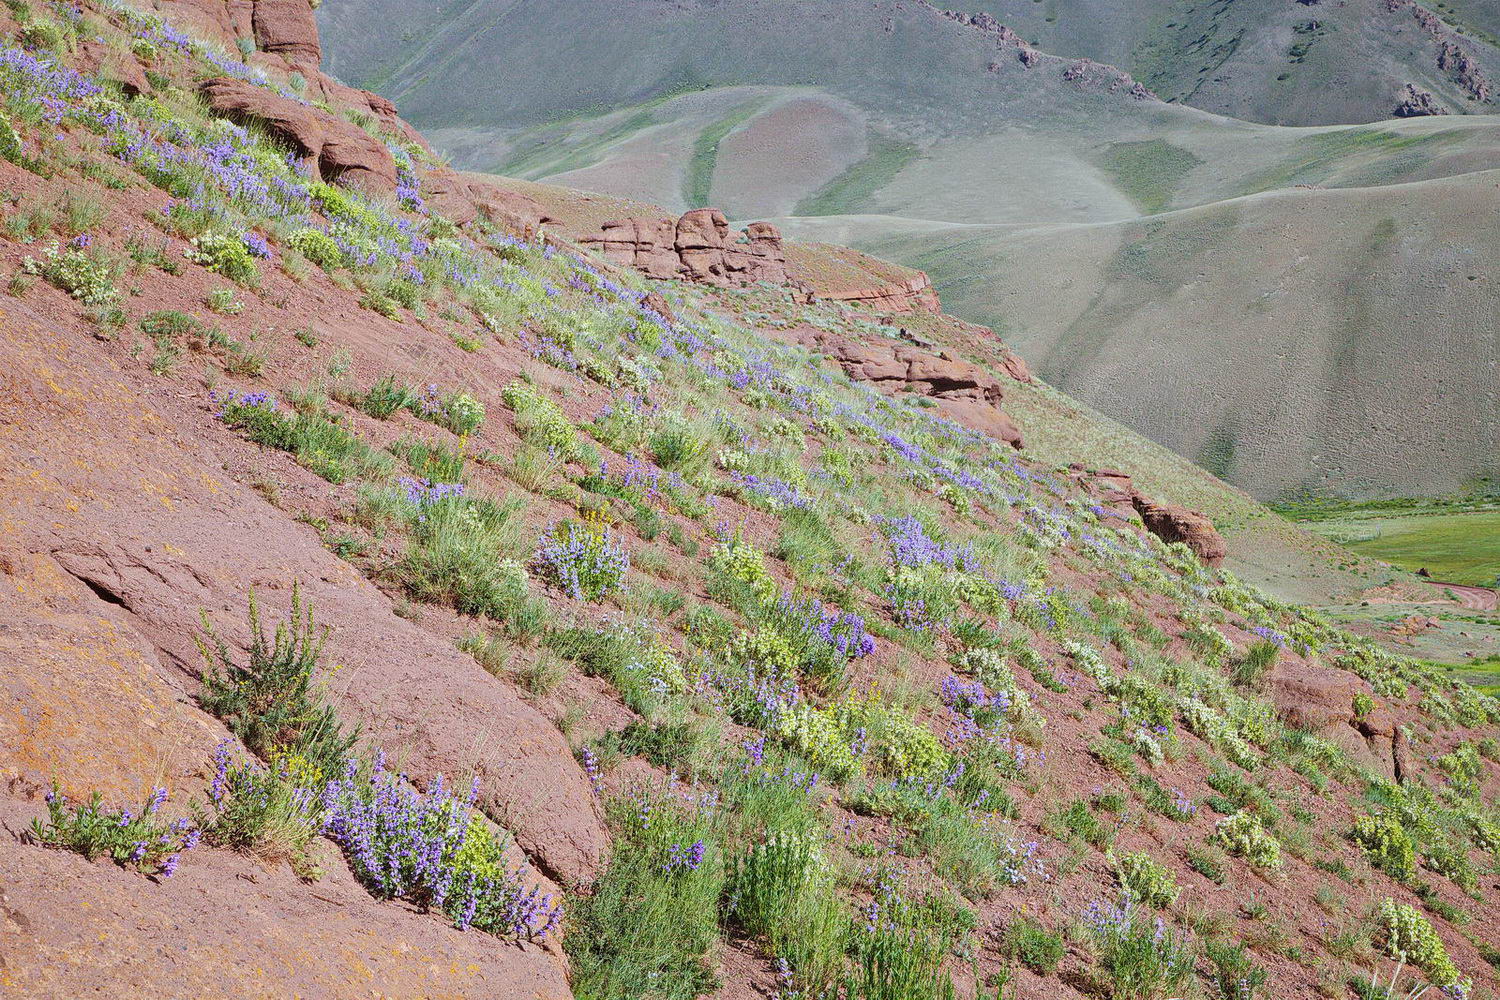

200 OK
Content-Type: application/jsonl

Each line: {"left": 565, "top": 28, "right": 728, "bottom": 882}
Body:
{"left": 249, "top": 0, "right": 321, "bottom": 65}
{"left": 1130, "top": 492, "right": 1228, "bottom": 566}
{"left": 581, "top": 208, "right": 791, "bottom": 288}
{"left": 1387, "top": 0, "right": 1495, "bottom": 102}
{"left": 918, "top": 1, "right": 1157, "bottom": 99}
{"left": 200, "top": 76, "right": 396, "bottom": 195}
{"left": 784, "top": 327, "right": 1023, "bottom": 448}
{"left": 1395, "top": 82, "right": 1450, "bottom": 115}
{"left": 819, "top": 272, "right": 942, "bottom": 313}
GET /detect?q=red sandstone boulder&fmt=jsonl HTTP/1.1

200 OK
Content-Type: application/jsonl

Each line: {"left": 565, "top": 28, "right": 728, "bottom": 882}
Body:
{"left": 592, "top": 217, "right": 680, "bottom": 278}
{"left": 581, "top": 209, "right": 792, "bottom": 287}
{"left": 1131, "top": 492, "right": 1227, "bottom": 566}
{"left": 787, "top": 328, "right": 1023, "bottom": 449}
{"left": 1268, "top": 662, "right": 1362, "bottom": 731}
{"left": 250, "top": 0, "right": 321, "bottom": 64}
{"left": 199, "top": 77, "right": 396, "bottom": 195}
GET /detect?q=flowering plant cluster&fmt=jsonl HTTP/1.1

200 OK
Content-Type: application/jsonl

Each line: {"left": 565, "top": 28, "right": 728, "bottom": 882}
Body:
{"left": 29, "top": 783, "right": 196, "bottom": 878}
{"left": 1214, "top": 811, "right": 1282, "bottom": 870}
{"left": 534, "top": 517, "right": 629, "bottom": 601}
{"left": 21, "top": 239, "right": 121, "bottom": 306}
{"left": 321, "top": 758, "right": 561, "bottom": 939}
{"left": 194, "top": 740, "right": 321, "bottom": 874}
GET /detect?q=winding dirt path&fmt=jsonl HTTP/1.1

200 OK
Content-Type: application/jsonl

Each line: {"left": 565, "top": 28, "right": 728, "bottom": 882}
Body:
{"left": 1431, "top": 581, "right": 1499, "bottom": 612}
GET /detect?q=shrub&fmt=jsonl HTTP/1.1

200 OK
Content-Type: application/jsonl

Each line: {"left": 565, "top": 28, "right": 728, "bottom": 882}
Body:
{"left": 360, "top": 374, "right": 416, "bottom": 419}
{"left": 1215, "top": 811, "right": 1282, "bottom": 870}
{"left": 1377, "top": 898, "right": 1464, "bottom": 990}
{"left": 196, "top": 585, "right": 358, "bottom": 780}
{"left": 186, "top": 230, "right": 258, "bottom": 283}
{"left": 1204, "top": 938, "right": 1267, "bottom": 999}
{"left": 193, "top": 740, "right": 321, "bottom": 876}
{"left": 1352, "top": 692, "right": 1375, "bottom": 720}
{"left": 1186, "top": 845, "right": 1228, "bottom": 884}
{"left": 322, "top": 758, "right": 562, "bottom": 940}
{"left": 28, "top": 784, "right": 196, "bottom": 877}
{"left": 396, "top": 493, "right": 539, "bottom": 626}
{"left": 1352, "top": 813, "right": 1415, "bottom": 882}
{"left": 20, "top": 18, "right": 64, "bottom": 52}
{"left": 727, "top": 827, "right": 825, "bottom": 941}
{"left": 1230, "top": 640, "right": 1278, "bottom": 688}
{"left": 709, "top": 533, "right": 777, "bottom": 604}
{"left": 288, "top": 227, "right": 341, "bottom": 270}
{"left": 1421, "top": 840, "right": 1477, "bottom": 892}
{"left": 1052, "top": 798, "right": 1115, "bottom": 850}
{"left": 534, "top": 516, "right": 629, "bottom": 601}
{"left": 413, "top": 385, "right": 485, "bottom": 436}
{"left": 1000, "top": 916, "right": 1065, "bottom": 974}
{"left": 1085, "top": 897, "right": 1196, "bottom": 1000}
{"left": 0, "top": 109, "right": 23, "bottom": 164}
{"left": 1113, "top": 850, "right": 1180, "bottom": 908}
{"left": 215, "top": 390, "right": 390, "bottom": 483}
{"left": 21, "top": 239, "right": 120, "bottom": 306}
{"left": 778, "top": 691, "right": 949, "bottom": 783}
{"left": 501, "top": 379, "right": 575, "bottom": 454}
{"left": 846, "top": 877, "right": 971, "bottom": 1000}
{"left": 569, "top": 790, "right": 723, "bottom": 999}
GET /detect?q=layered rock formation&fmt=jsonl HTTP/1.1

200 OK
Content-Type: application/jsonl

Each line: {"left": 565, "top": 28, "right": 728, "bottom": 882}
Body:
{"left": 1387, "top": 0, "right": 1495, "bottom": 103}
{"left": 581, "top": 209, "right": 790, "bottom": 288}
{"left": 817, "top": 272, "right": 942, "bottom": 313}
{"left": 1394, "top": 82, "right": 1449, "bottom": 116}
{"left": 1131, "top": 493, "right": 1228, "bottom": 567}
{"left": 201, "top": 76, "right": 397, "bottom": 193}
{"left": 921, "top": 1, "right": 1157, "bottom": 99}
{"left": 582, "top": 209, "right": 942, "bottom": 312}
{"left": 785, "top": 327, "right": 1023, "bottom": 448}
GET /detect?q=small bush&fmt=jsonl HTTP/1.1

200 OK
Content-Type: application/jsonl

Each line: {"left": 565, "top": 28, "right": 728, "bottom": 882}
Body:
{"left": 186, "top": 230, "right": 258, "bottom": 284}
{"left": 0, "top": 110, "right": 24, "bottom": 165}
{"left": 194, "top": 741, "right": 321, "bottom": 876}
{"left": 1000, "top": 916, "right": 1065, "bottom": 974}
{"left": 1187, "top": 845, "right": 1228, "bottom": 884}
{"left": 360, "top": 374, "right": 417, "bottom": 419}
{"left": 412, "top": 385, "right": 485, "bottom": 436}
{"left": 21, "top": 239, "right": 120, "bottom": 306}
{"left": 1113, "top": 850, "right": 1180, "bottom": 908}
{"left": 1215, "top": 811, "right": 1282, "bottom": 870}
{"left": 534, "top": 516, "right": 629, "bottom": 602}
{"left": 501, "top": 379, "right": 575, "bottom": 455}
{"left": 1352, "top": 813, "right": 1415, "bottom": 882}
{"left": 1377, "top": 898, "right": 1464, "bottom": 990}
{"left": 29, "top": 784, "right": 195, "bottom": 877}
{"left": 1205, "top": 938, "right": 1267, "bottom": 999}
{"left": 20, "top": 18, "right": 65, "bottom": 52}
{"left": 289, "top": 227, "right": 342, "bottom": 270}
{"left": 323, "top": 757, "right": 562, "bottom": 940}
{"left": 196, "top": 585, "right": 358, "bottom": 780}
{"left": 1230, "top": 640, "right": 1278, "bottom": 688}
{"left": 1086, "top": 897, "right": 1196, "bottom": 1000}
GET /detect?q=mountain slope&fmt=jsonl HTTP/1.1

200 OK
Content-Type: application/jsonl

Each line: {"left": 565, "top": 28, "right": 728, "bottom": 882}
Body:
{"left": 3, "top": 4, "right": 1498, "bottom": 999}
{"left": 963, "top": 0, "right": 1500, "bottom": 124}
{"left": 315, "top": 0, "right": 1500, "bottom": 502}
{"left": 783, "top": 167, "right": 1500, "bottom": 501}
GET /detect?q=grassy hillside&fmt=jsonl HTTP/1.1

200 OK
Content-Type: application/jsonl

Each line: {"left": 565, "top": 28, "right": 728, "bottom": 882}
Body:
{"left": 314, "top": 0, "right": 1500, "bottom": 504}
{"left": 3, "top": 5, "right": 1497, "bottom": 998}
{"left": 782, "top": 167, "right": 1500, "bottom": 504}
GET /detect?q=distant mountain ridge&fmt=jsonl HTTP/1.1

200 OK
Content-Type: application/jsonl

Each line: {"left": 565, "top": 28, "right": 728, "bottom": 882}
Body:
{"left": 315, "top": 0, "right": 1500, "bottom": 503}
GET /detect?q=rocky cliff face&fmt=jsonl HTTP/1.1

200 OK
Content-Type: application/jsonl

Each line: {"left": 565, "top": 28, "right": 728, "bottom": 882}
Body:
{"left": 582, "top": 208, "right": 789, "bottom": 288}
{"left": 582, "top": 208, "right": 942, "bottom": 312}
